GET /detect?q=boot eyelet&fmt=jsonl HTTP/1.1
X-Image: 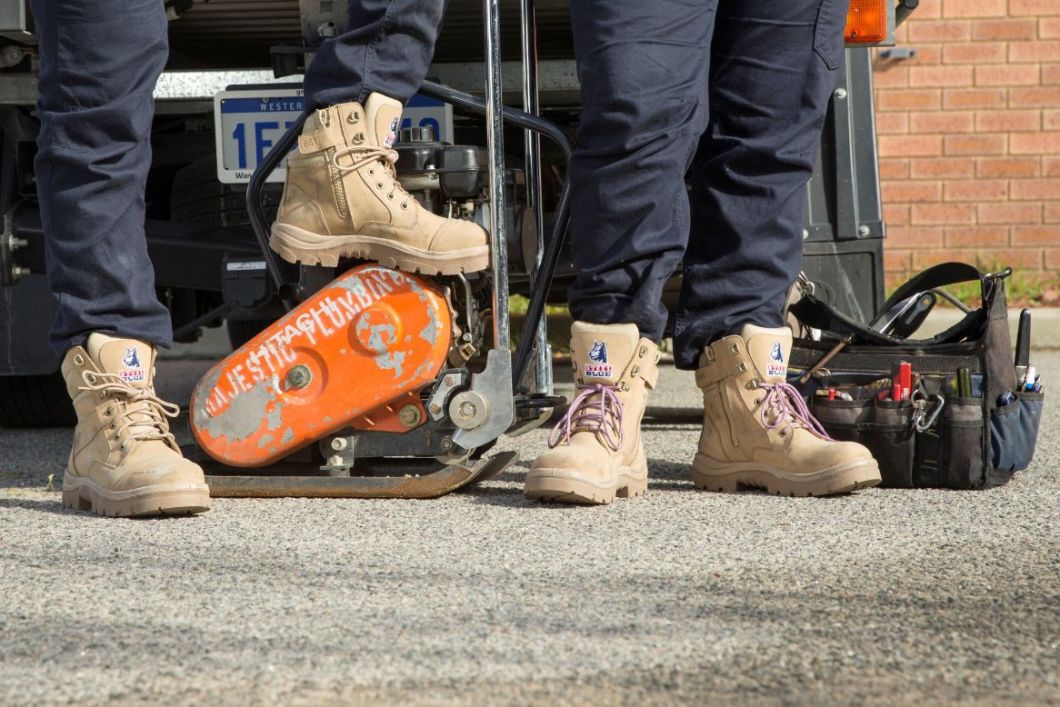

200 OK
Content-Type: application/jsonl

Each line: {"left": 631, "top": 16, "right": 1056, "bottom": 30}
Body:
{"left": 401, "top": 203, "right": 408, "bottom": 209}
{"left": 737, "top": 362, "right": 748, "bottom": 372}
{"left": 387, "top": 193, "right": 394, "bottom": 200}
{"left": 369, "top": 169, "right": 374, "bottom": 175}
{"left": 631, "top": 365, "right": 639, "bottom": 376}
{"left": 730, "top": 344, "right": 740, "bottom": 354}
{"left": 377, "top": 183, "right": 384, "bottom": 189}
{"left": 755, "top": 398, "right": 763, "bottom": 405}
{"left": 73, "top": 354, "right": 85, "bottom": 366}
{"left": 639, "top": 346, "right": 647, "bottom": 357}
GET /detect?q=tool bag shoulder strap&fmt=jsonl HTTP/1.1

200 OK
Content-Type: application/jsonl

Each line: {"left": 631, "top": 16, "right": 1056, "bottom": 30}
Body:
{"left": 789, "top": 262, "right": 1008, "bottom": 347}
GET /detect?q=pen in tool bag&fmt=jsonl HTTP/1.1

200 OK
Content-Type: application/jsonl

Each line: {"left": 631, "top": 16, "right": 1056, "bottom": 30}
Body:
{"left": 1022, "top": 365, "right": 1038, "bottom": 392}
{"left": 957, "top": 367, "right": 972, "bottom": 398}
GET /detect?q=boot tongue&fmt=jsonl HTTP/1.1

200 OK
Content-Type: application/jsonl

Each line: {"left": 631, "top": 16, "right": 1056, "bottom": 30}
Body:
{"left": 570, "top": 322, "right": 640, "bottom": 386}
{"left": 364, "top": 92, "right": 403, "bottom": 148}
{"left": 87, "top": 334, "right": 168, "bottom": 441}
{"left": 740, "top": 324, "right": 792, "bottom": 384}
{"left": 88, "top": 334, "right": 154, "bottom": 390}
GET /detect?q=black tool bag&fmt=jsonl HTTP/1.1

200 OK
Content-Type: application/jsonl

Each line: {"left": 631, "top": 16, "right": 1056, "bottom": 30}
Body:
{"left": 787, "top": 262, "right": 1044, "bottom": 489}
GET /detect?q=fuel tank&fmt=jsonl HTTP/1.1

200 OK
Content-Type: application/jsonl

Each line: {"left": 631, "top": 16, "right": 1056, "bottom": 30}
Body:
{"left": 191, "top": 265, "right": 452, "bottom": 467}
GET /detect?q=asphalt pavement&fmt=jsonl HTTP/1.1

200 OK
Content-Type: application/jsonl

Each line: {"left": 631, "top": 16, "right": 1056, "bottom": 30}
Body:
{"left": 1, "top": 351, "right": 1058, "bottom": 705}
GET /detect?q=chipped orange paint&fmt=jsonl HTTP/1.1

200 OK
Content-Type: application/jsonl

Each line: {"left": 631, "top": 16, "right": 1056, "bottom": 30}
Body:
{"left": 190, "top": 264, "right": 451, "bottom": 467}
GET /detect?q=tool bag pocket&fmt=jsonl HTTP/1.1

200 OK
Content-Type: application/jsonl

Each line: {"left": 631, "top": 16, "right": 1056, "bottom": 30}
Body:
{"left": 810, "top": 396, "right": 933, "bottom": 488}
{"left": 936, "top": 397, "right": 986, "bottom": 489}
{"left": 810, "top": 398, "right": 915, "bottom": 483}
{"left": 989, "top": 391, "right": 1044, "bottom": 477}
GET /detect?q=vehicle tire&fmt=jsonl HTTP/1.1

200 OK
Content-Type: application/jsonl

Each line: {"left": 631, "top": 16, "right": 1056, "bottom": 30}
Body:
{"left": 169, "top": 155, "right": 282, "bottom": 227}
{"left": 169, "top": 156, "right": 280, "bottom": 350}
{"left": 0, "top": 373, "right": 76, "bottom": 428}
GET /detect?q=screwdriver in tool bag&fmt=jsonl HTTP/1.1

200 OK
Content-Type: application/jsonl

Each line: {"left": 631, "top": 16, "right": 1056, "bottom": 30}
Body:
{"left": 799, "top": 334, "right": 855, "bottom": 385}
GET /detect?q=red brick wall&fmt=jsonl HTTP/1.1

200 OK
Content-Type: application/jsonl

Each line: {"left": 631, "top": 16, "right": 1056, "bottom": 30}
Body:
{"left": 873, "top": 0, "right": 1060, "bottom": 288}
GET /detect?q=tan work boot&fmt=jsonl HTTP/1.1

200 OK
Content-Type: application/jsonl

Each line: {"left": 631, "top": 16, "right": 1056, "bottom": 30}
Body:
{"left": 271, "top": 92, "right": 489, "bottom": 275}
{"left": 693, "top": 324, "right": 880, "bottom": 496}
{"left": 525, "top": 322, "right": 661, "bottom": 504}
{"left": 60, "top": 334, "right": 211, "bottom": 517}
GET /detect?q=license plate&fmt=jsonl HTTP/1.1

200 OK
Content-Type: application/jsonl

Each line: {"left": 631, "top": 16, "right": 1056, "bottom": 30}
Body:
{"left": 213, "top": 87, "right": 454, "bottom": 185}
{"left": 213, "top": 87, "right": 305, "bottom": 184}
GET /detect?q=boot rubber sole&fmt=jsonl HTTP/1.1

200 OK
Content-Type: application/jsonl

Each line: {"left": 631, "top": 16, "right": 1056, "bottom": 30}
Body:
{"left": 62, "top": 474, "right": 211, "bottom": 517}
{"left": 524, "top": 466, "right": 648, "bottom": 505}
{"left": 270, "top": 222, "right": 489, "bottom": 275}
{"left": 692, "top": 454, "right": 881, "bottom": 497}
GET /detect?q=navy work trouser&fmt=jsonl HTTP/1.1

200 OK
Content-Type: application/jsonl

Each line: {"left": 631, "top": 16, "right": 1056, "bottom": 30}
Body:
{"left": 567, "top": 0, "right": 848, "bottom": 369}
{"left": 31, "top": 0, "right": 443, "bottom": 354}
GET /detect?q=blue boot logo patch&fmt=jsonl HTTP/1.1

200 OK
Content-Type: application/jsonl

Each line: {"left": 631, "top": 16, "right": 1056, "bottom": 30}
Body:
{"left": 121, "top": 346, "right": 146, "bottom": 383}
{"left": 584, "top": 340, "right": 613, "bottom": 379}
{"left": 585, "top": 339, "right": 619, "bottom": 379}
{"left": 767, "top": 341, "right": 786, "bottom": 378}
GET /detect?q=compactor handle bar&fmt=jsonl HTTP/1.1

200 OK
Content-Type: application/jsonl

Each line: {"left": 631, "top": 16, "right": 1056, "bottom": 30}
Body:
{"left": 245, "top": 82, "right": 574, "bottom": 395}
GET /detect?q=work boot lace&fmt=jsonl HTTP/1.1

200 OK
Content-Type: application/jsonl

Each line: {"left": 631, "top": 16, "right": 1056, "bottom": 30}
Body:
{"left": 756, "top": 381, "right": 833, "bottom": 440}
{"left": 331, "top": 145, "right": 411, "bottom": 209}
{"left": 79, "top": 370, "right": 180, "bottom": 450}
{"left": 548, "top": 383, "right": 624, "bottom": 451}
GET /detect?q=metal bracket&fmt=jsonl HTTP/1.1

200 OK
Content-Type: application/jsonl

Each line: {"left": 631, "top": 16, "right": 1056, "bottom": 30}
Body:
{"left": 0, "top": 212, "right": 28, "bottom": 286}
{"left": 427, "top": 369, "right": 470, "bottom": 421}
{"left": 878, "top": 47, "right": 917, "bottom": 61}
{"left": 451, "top": 348, "right": 514, "bottom": 449}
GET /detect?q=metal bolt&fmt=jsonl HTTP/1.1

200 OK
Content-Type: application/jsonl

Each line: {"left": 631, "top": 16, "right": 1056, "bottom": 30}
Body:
{"left": 458, "top": 401, "right": 477, "bottom": 420}
{"left": 327, "top": 454, "right": 345, "bottom": 467}
{"left": 441, "top": 437, "right": 453, "bottom": 450}
{"left": 857, "top": 225, "right": 871, "bottom": 237}
{"left": 10, "top": 266, "right": 28, "bottom": 280}
{"left": 834, "top": 88, "right": 848, "bottom": 100}
{"left": 3, "top": 234, "right": 27, "bottom": 250}
{"left": 428, "top": 403, "right": 442, "bottom": 415}
{"left": 398, "top": 404, "right": 422, "bottom": 428}
{"left": 443, "top": 375, "right": 455, "bottom": 387}
{"left": 330, "top": 437, "right": 348, "bottom": 451}
{"left": 286, "top": 364, "right": 312, "bottom": 389}
{"left": 802, "top": 228, "right": 810, "bottom": 241}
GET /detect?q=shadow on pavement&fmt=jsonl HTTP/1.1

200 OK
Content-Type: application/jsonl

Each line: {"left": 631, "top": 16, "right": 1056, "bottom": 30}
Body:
{"left": 0, "top": 496, "right": 72, "bottom": 516}
{"left": 469, "top": 457, "right": 701, "bottom": 508}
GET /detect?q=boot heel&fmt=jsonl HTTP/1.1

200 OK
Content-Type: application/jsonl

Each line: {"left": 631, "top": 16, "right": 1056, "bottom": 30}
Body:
{"left": 62, "top": 485, "right": 91, "bottom": 511}
{"left": 617, "top": 474, "right": 648, "bottom": 498}
{"left": 691, "top": 453, "right": 742, "bottom": 492}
